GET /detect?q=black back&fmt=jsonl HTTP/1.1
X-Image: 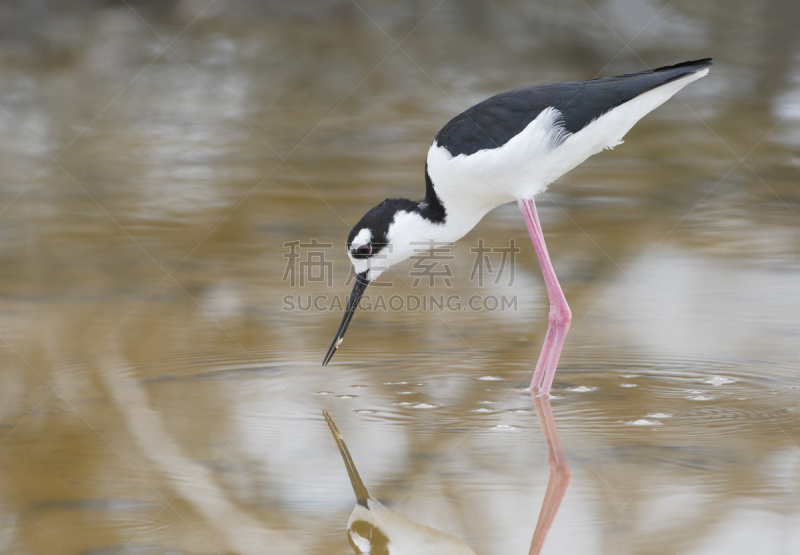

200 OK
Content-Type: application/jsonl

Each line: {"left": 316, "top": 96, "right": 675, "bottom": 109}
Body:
{"left": 434, "top": 59, "right": 714, "bottom": 157}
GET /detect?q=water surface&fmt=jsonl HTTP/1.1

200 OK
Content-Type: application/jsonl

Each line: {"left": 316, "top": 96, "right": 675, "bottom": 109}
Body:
{"left": 0, "top": 2, "right": 799, "bottom": 554}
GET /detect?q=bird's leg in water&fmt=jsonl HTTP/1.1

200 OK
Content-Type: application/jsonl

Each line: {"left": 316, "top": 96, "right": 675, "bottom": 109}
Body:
{"left": 518, "top": 198, "right": 571, "bottom": 396}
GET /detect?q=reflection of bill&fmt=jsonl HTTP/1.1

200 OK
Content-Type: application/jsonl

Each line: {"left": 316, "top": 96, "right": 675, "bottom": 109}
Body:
{"left": 529, "top": 393, "right": 571, "bottom": 555}
{"left": 324, "top": 411, "right": 477, "bottom": 554}
{"left": 324, "top": 397, "right": 570, "bottom": 555}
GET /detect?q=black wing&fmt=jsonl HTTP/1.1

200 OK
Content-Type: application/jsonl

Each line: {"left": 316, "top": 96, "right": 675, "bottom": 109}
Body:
{"left": 434, "top": 59, "right": 714, "bottom": 157}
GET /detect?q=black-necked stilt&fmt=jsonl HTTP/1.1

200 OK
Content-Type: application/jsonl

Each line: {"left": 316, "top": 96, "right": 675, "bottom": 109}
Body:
{"left": 324, "top": 59, "right": 714, "bottom": 396}
{"left": 323, "top": 410, "right": 477, "bottom": 554}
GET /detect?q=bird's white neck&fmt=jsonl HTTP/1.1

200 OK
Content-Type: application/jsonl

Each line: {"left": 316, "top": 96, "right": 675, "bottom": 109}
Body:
{"left": 382, "top": 209, "right": 454, "bottom": 266}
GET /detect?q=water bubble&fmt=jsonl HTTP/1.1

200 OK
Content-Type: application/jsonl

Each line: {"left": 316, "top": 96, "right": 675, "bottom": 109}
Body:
{"left": 478, "top": 400, "right": 496, "bottom": 404}
{"left": 397, "top": 391, "right": 417, "bottom": 395}
{"left": 514, "top": 387, "right": 531, "bottom": 393}
{"left": 620, "top": 383, "right": 638, "bottom": 388}
{"left": 627, "top": 419, "right": 662, "bottom": 426}
{"left": 700, "top": 376, "right": 735, "bottom": 386}
{"left": 355, "top": 410, "right": 377, "bottom": 414}
{"left": 567, "top": 386, "right": 597, "bottom": 392}
{"left": 336, "top": 395, "right": 357, "bottom": 399}
{"left": 351, "top": 385, "right": 368, "bottom": 389}
{"left": 646, "top": 413, "right": 673, "bottom": 419}
{"left": 492, "top": 424, "right": 520, "bottom": 430}
{"left": 383, "top": 381, "right": 410, "bottom": 385}
{"left": 314, "top": 391, "right": 334, "bottom": 396}
{"left": 472, "top": 408, "right": 494, "bottom": 413}
{"left": 413, "top": 383, "right": 428, "bottom": 387}
{"left": 688, "top": 395, "right": 714, "bottom": 401}
{"left": 394, "top": 401, "right": 438, "bottom": 409}
{"left": 477, "top": 376, "right": 503, "bottom": 381}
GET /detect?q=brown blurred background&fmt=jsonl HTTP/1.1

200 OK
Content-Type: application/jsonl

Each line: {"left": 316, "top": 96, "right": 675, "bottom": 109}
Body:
{"left": 0, "top": 1, "right": 798, "bottom": 554}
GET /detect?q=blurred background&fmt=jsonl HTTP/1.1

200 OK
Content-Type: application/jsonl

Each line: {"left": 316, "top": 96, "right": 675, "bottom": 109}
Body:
{"left": 0, "top": 0, "right": 799, "bottom": 553}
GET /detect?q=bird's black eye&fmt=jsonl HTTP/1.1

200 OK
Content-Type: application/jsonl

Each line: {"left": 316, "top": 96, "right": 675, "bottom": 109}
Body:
{"left": 356, "top": 244, "right": 371, "bottom": 256}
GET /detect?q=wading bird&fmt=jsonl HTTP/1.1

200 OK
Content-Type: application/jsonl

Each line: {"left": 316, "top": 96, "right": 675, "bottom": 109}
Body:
{"left": 324, "top": 59, "right": 713, "bottom": 396}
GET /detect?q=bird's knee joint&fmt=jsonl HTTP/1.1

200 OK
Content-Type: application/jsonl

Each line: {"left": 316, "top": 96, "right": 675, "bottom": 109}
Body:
{"left": 549, "top": 309, "right": 571, "bottom": 327}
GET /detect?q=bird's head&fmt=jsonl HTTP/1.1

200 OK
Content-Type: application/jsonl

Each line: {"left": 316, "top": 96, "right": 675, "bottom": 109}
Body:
{"left": 323, "top": 198, "right": 430, "bottom": 365}
{"left": 346, "top": 198, "right": 419, "bottom": 280}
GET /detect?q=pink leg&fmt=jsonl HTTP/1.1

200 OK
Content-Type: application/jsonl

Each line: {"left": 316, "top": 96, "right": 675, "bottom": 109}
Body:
{"left": 518, "top": 199, "right": 571, "bottom": 397}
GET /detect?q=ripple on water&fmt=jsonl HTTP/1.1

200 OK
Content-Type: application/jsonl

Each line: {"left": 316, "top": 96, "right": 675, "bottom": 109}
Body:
{"left": 681, "top": 404, "right": 799, "bottom": 437}
{"left": 539, "top": 355, "right": 800, "bottom": 442}
{"left": 393, "top": 402, "right": 439, "bottom": 409}
{"left": 700, "top": 376, "right": 736, "bottom": 386}
{"left": 561, "top": 353, "right": 800, "bottom": 389}
{"left": 627, "top": 419, "right": 662, "bottom": 426}
{"left": 566, "top": 386, "right": 598, "bottom": 392}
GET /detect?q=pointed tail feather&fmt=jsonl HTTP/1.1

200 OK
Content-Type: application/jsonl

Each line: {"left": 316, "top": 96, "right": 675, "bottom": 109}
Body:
{"left": 324, "top": 410, "right": 370, "bottom": 507}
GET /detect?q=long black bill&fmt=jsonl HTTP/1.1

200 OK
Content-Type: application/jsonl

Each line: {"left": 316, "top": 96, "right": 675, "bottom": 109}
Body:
{"left": 323, "top": 271, "right": 369, "bottom": 366}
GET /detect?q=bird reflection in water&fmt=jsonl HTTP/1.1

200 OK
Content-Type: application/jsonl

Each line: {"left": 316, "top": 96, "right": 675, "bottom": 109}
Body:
{"left": 324, "top": 393, "right": 569, "bottom": 554}
{"left": 324, "top": 410, "right": 476, "bottom": 554}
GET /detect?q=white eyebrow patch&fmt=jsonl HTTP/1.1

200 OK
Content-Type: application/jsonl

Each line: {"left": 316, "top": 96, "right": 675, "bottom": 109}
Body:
{"left": 351, "top": 228, "right": 372, "bottom": 250}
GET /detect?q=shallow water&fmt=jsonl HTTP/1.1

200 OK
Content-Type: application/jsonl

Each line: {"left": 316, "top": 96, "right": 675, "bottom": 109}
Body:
{"left": 1, "top": 1, "right": 799, "bottom": 554}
